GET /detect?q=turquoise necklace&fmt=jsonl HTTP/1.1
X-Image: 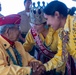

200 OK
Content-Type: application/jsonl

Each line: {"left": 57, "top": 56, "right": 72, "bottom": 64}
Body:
{"left": 6, "top": 47, "right": 23, "bottom": 67}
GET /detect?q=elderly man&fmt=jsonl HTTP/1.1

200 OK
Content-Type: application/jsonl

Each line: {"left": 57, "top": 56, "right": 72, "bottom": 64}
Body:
{"left": 0, "top": 14, "right": 45, "bottom": 75}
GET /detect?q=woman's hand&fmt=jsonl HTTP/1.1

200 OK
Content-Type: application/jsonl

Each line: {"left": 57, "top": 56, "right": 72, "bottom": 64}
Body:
{"left": 29, "top": 61, "right": 46, "bottom": 75}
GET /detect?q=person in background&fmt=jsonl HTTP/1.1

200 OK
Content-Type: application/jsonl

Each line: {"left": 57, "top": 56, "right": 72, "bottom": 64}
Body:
{"left": 0, "top": 3, "right": 4, "bottom": 17}
{"left": 23, "top": 2, "right": 65, "bottom": 75}
{"left": 0, "top": 14, "right": 45, "bottom": 75}
{"left": 18, "top": 0, "right": 32, "bottom": 43}
{"left": 43, "top": 1, "right": 76, "bottom": 75}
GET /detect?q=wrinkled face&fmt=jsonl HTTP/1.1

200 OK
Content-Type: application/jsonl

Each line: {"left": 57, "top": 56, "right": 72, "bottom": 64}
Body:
{"left": 8, "top": 27, "right": 20, "bottom": 42}
{"left": 44, "top": 13, "right": 61, "bottom": 30}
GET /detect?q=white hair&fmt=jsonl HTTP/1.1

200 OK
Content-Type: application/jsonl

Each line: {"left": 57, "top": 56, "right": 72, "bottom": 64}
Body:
{"left": 0, "top": 24, "right": 15, "bottom": 34}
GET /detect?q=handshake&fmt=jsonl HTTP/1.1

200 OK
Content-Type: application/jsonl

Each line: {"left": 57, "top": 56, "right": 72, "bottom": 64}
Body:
{"left": 28, "top": 61, "right": 46, "bottom": 75}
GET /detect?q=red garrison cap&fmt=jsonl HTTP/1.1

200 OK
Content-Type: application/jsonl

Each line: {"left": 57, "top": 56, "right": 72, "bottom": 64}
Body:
{"left": 0, "top": 14, "right": 21, "bottom": 26}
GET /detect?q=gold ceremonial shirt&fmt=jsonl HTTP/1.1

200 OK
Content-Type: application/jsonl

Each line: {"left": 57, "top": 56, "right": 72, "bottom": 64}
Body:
{"left": 0, "top": 35, "right": 36, "bottom": 75}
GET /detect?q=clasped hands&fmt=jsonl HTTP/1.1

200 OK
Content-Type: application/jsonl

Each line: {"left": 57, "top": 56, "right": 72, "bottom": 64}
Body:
{"left": 28, "top": 61, "right": 46, "bottom": 75}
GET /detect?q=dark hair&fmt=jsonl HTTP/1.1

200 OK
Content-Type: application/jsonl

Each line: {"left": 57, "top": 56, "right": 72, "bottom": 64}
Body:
{"left": 68, "top": 7, "right": 76, "bottom": 16}
{"left": 24, "top": 0, "right": 26, "bottom": 5}
{"left": 24, "top": 0, "right": 31, "bottom": 5}
{"left": 42, "top": 22, "right": 47, "bottom": 25}
{"left": 43, "top": 1, "right": 76, "bottom": 17}
{"left": 0, "top": 24, "right": 15, "bottom": 34}
{"left": 0, "top": 3, "right": 2, "bottom": 11}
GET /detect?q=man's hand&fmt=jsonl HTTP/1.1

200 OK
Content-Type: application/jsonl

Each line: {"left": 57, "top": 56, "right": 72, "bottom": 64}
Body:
{"left": 29, "top": 61, "right": 46, "bottom": 75}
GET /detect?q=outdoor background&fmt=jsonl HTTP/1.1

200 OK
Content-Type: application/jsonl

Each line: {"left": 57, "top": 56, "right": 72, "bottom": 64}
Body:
{"left": 0, "top": 0, "right": 76, "bottom": 16}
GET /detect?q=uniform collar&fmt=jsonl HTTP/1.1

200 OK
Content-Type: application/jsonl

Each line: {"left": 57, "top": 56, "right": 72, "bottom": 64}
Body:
{"left": 0, "top": 35, "right": 14, "bottom": 49}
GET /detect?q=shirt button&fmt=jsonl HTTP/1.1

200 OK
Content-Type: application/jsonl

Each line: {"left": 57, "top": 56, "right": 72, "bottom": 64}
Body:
{"left": 4, "top": 44, "right": 7, "bottom": 46}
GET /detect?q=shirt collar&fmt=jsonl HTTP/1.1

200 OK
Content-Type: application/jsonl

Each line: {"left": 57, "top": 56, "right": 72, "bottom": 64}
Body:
{"left": 0, "top": 35, "right": 14, "bottom": 49}
{"left": 1, "top": 35, "right": 15, "bottom": 46}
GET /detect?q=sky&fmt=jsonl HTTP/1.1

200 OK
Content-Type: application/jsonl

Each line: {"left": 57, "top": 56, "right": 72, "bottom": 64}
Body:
{"left": 0, "top": 0, "right": 76, "bottom": 16}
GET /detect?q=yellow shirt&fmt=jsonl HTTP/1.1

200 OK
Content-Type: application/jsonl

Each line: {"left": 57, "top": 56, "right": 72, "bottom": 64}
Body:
{"left": 64, "top": 15, "right": 76, "bottom": 58}
{"left": 44, "top": 15, "right": 76, "bottom": 72}
{"left": 23, "top": 27, "right": 58, "bottom": 52}
{"left": 23, "top": 27, "right": 65, "bottom": 72}
{"left": 0, "top": 35, "right": 36, "bottom": 75}
{"left": 44, "top": 28, "right": 64, "bottom": 71}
